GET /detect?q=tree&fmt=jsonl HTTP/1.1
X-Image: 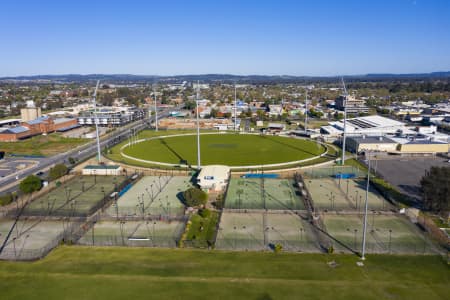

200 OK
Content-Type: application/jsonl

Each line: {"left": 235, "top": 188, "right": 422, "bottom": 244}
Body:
{"left": 183, "top": 187, "right": 208, "bottom": 207}
{"left": 19, "top": 175, "right": 42, "bottom": 194}
{"left": 420, "top": 166, "right": 450, "bottom": 217}
{"left": 49, "top": 164, "right": 68, "bottom": 181}
{"left": 184, "top": 101, "right": 196, "bottom": 110}
{"left": 0, "top": 192, "right": 14, "bottom": 206}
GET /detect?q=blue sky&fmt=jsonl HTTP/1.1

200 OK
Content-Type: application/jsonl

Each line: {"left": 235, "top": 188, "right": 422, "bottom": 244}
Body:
{"left": 0, "top": 0, "right": 449, "bottom": 76}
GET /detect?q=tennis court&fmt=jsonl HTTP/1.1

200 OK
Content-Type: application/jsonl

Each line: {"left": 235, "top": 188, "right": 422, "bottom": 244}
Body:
{"left": 266, "top": 213, "right": 318, "bottom": 252}
{"left": 304, "top": 178, "right": 391, "bottom": 211}
{"left": 322, "top": 214, "right": 436, "bottom": 254}
{"left": 77, "top": 220, "right": 185, "bottom": 248}
{"left": 225, "top": 178, "right": 304, "bottom": 210}
{"left": 215, "top": 212, "right": 265, "bottom": 251}
{"left": 23, "top": 176, "right": 126, "bottom": 217}
{"left": 215, "top": 211, "right": 319, "bottom": 252}
{"left": 0, "top": 219, "right": 78, "bottom": 260}
{"left": 303, "top": 165, "right": 366, "bottom": 179}
{"left": 106, "top": 176, "right": 190, "bottom": 218}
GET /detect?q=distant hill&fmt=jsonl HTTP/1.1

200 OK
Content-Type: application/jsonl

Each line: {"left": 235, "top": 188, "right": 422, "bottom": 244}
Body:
{"left": 1, "top": 71, "right": 449, "bottom": 84}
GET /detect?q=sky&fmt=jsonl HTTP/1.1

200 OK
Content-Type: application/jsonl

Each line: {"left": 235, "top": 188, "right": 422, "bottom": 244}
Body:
{"left": 0, "top": 0, "right": 449, "bottom": 76}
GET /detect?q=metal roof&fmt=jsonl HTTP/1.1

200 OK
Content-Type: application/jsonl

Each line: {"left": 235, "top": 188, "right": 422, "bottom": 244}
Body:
{"left": 26, "top": 116, "right": 49, "bottom": 125}
{"left": 53, "top": 117, "right": 74, "bottom": 124}
{"left": 56, "top": 124, "right": 81, "bottom": 132}
{"left": 4, "top": 126, "right": 30, "bottom": 134}
{"left": 83, "top": 165, "right": 121, "bottom": 170}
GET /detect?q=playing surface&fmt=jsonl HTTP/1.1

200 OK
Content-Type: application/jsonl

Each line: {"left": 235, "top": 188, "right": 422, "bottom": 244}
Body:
{"left": 216, "top": 211, "right": 317, "bottom": 252}
{"left": 77, "top": 220, "right": 185, "bottom": 248}
{"left": 105, "top": 176, "right": 190, "bottom": 218}
{"left": 0, "top": 219, "right": 78, "bottom": 260}
{"left": 225, "top": 178, "right": 305, "bottom": 210}
{"left": 322, "top": 214, "right": 437, "bottom": 254}
{"left": 122, "top": 133, "right": 325, "bottom": 166}
{"left": 1, "top": 247, "right": 448, "bottom": 300}
{"left": 24, "top": 176, "right": 126, "bottom": 217}
{"left": 304, "top": 178, "right": 392, "bottom": 211}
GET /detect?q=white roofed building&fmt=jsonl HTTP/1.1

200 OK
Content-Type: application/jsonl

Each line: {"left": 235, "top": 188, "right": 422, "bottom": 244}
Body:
{"left": 197, "top": 165, "right": 230, "bottom": 192}
{"left": 321, "top": 115, "right": 407, "bottom": 137}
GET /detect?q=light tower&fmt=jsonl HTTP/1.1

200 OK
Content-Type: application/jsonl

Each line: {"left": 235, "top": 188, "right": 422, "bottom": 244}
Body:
{"left": 361, "top": 152, "right": 371, "bottom": 260}
{"left": 92, "top": 80, "right": 102, "bottom": 163}
{"left": 196, "top": 81, "right": 201, "bottom": 170}
{"left": 234, "top": 83, "right": 237, "bottom": 132}
{"left": 153, "top": 84, "right": 158, "bottom": 131}
{"left": 341, "top": 77, "right": 349, "bottom": 165}
{"left": 304, "top": 89, "right": 309, "bottom": 134}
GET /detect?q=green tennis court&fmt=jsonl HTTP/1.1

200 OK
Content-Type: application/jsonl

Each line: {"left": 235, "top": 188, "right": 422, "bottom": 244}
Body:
{"left": 322, "top": 214, "right": 436, "bottom": 254}
{"left": 24, "top": 176, "right": 126, "bottom": 217}
{"left": 106, "top": 176, "right": 191, "bottom": 218}
{"left": 77, "top": 220, "right": 185, "bottom": 248}
{"left": 225, "top": 178, "right": 304, "bottom": 210}
{"left": 304, "top": 178, "right": 392, "bottom": 211}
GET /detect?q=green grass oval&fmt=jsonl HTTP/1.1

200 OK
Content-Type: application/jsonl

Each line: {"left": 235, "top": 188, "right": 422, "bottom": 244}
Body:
{"left": 122, "top": 134, "right": 325, "bottom": 166}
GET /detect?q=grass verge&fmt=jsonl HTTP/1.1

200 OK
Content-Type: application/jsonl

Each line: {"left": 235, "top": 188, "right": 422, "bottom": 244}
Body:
{"left": 0, "top": 246, "right": 448, "bottom": 300}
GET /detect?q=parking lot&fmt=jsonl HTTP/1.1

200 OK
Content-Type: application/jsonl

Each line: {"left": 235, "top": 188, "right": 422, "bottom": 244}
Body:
{"left": 373, "top": 156, "right": 449, "bottom": 201}
{"left": 0, "top": 157, "right": 41, "bottom": 179}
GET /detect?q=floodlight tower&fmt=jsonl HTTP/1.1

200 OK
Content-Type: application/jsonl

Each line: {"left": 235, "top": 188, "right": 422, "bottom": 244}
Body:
{"left": 304, "top": 89, "right": 309, "bottom": 134}
{"left": 92, "top": 80, "right": 102, "bottom": 163}
{"left": 341, "top": 77, "right": 349, "bottom": 165}
{"left": 234, "top": 83, "right": 237, "bottom": 132}
{"left": 153, "top": 84, "right": 158, "bottom": 131}
{"left": 361, "top": 152, "right": 371, "bottom": 260}
{"left": 196, "top": 81, "right": 201, "bottom": 170}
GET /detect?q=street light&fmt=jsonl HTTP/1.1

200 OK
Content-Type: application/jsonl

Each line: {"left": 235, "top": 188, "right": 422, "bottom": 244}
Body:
{"left": 361, "top": 151, "right": 372, "bottom": 260}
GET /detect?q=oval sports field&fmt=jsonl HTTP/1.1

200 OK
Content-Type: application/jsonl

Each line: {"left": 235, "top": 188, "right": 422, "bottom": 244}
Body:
{"left": 121, "top": 133, "right": 326, "bottom": 168}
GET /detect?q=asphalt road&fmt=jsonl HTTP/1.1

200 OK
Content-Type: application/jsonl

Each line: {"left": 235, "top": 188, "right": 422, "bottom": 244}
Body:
{"left": 0, "top": 110, "right": 172, "bottom": 195}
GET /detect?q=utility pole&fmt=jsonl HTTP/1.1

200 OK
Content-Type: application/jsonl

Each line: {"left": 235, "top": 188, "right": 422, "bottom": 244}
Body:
{"left": 341, "top": 77, "right": 348, "bottom": 165}
{"left": 196, "top": 81, "right": 201, "bottom": 170}
{"left": 93, "top": 80, "right": 102, "bottom": 163}
{"left": 361, "top": 152, "right": 371, "bottom": 260}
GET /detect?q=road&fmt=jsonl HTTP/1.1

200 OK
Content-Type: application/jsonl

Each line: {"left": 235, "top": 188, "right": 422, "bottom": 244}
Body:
{"left": 0, "top": 109, "right": 173, "bottom": 195}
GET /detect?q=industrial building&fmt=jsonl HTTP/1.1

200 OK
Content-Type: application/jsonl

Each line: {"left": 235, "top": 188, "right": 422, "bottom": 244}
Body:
{"left": 20, "top": 107, "right": 42, "bottom": 122}
{"left": 197, "top": 165, "right": 230, "bottom": 192}
{"left": 321, "top": 115, "right": 406, "bottom": 137}
{"left": 347, "top": 133, "right": 449, "bottom": 155}
{"left": 347, "top": 136, "right": 398, "bottom": 153}
{"left": 0, "top": 116, "right": 79, "bottom": 142}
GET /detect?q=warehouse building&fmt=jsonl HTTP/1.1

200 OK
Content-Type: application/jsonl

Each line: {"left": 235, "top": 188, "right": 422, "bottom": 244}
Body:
{"left": 321, "top": 115, "right": 407, "bottom": 137}
{"left": 0, "top": 116, "right": 78, "bottom": 142}
{"left": 347, "top": 136, "right": 398, "bottom": 153}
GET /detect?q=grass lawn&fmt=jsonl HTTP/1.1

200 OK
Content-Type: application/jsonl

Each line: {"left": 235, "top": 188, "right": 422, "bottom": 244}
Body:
{"left": 0, "top": 133, "right": 89, "bottom": 156}
{"left": 0, "top": 246, "right": 448, "bottom": 300}
{"left": 183, "top": 210, "right": 219, "bottom": 248}
{"left": 106, "top": 130, "right": 198, "bottom": 164}
{"left": 122, "top": 133, "right": 325, "bottom": 166}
